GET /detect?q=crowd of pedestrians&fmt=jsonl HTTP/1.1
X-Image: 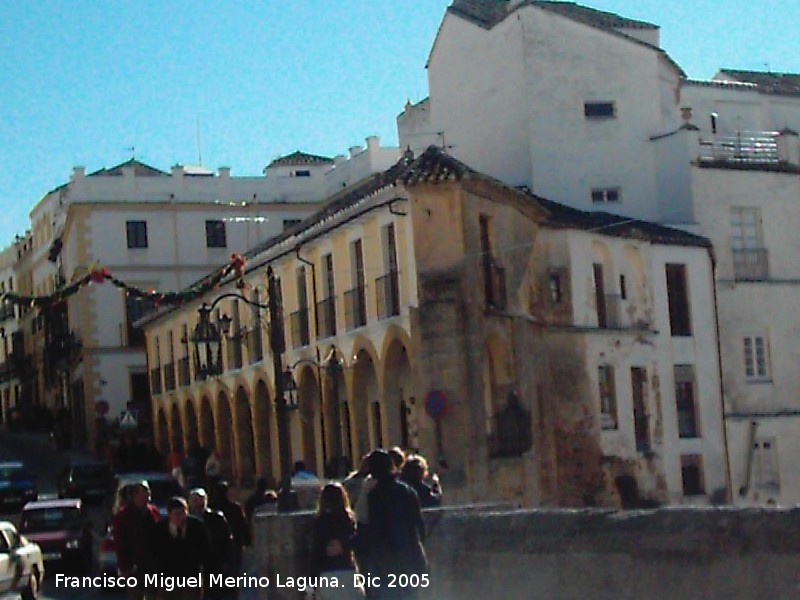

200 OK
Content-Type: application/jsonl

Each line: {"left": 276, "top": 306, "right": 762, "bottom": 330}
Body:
{"left": 111, "top": 446, "right": 441, "bottom": 599}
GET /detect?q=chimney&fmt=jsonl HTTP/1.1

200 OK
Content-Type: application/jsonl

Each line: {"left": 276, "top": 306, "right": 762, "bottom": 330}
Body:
{"left": 349, "top": 146, "right": 362, "bottom": 158}
{"left": 72, "top": 166, "right": 85, "bottom": 181}
{"left": 218, "top": 166, "right": 231, "bottom": 179}
{"left": 333, "top": 155, "right": 346, "bottom": 167}
{"left": 365, "top": 136, "right": 380, "bottom": 152}
{"left": 171, "top": 165, "right": 185, "bottom": 178}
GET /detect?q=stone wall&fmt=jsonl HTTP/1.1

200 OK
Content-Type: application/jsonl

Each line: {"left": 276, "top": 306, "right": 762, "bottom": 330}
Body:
{"left": 253, "top": 505, "right": 800, "bottom": 599}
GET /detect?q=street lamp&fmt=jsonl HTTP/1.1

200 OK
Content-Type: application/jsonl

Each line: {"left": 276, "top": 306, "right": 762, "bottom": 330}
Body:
{"left": 189, "top": 282, "right": 300, "bottom": 512}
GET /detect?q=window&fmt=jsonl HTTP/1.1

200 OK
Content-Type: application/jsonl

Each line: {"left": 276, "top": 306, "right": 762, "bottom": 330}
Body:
{"left": 665, "top": 264, "right": 691, "bottom": 336}
{"left": 126, "top": 221, "right": 148, "bottom": 249}
{"left": 584, "top": 101, "right": 616, "bottom": 119}
{"left": 631, "top": 367, "right": 649, "bottom": 452}
{"left": 753, "top": 438, "right": 779, "bottom": 490}
{"left": 549, "top": 272, "right": 562, "bottom": 304}
{"left": 743, "top": 335, "right": 770, "bottom": 381}
{"left": 283, "top": 219, "right": 302, "bottom": 231}
{"left": 126, "top": 294, "right": 157, "bottom": 347}
{"left": 731, "top": 207, "right": 767, "bottom": 280}
{"left": 675, "top": 365, "right": 699, "bottom": 438}
{"left": 598, "top": 365, "right": 617, "bottom": 430}
{"left": 681, "top": 455, "right": 705, "bottom": 496}
{"left": 593, "top": 263, "right": 607, "bottom": 328}
{"left": 591, "top": 188, "right": 620, "bottom": 204}
{"left": 619, "top": 275, "right": 627, "bottom": 300}
{"left": 205, "top": 220, "right": 227, "bottom": 248}
{"left": 294, "top": 169, "right": 311, "bottom": 177}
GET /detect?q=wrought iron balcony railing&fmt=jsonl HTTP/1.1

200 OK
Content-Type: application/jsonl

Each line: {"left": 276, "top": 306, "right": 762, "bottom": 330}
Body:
{"left": 163, "top": 362, "right": 176, "bottom": 391}
{"left": 376, "top": 271, "right": 400, "bottom": 320}
{"left": 178, "top": 357, "right": 191, "bottom": 387}
{"left": 344, "top": 286, "right": 367, "bottom": 331}
{"left": 732, "top": 248, "right": 769, "bottom": 281}
{"left": 317, "top": 297, "right": 337, "bottom": 339}
{"left": 290, "top": 308, "right": 310, "bottom": 348}
{"left": 150, "top": 366, "right": 162, "bottom": 395}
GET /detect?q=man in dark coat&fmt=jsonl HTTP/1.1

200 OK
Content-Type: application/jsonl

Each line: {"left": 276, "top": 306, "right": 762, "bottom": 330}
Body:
{"left": 211, "top": 481, "right": 249, "bottom": 574}
{"left": 112, "top": 481, "right": 161, "bottom": 600}
{"left": 189, "top": 488, "right": 233, "bottom": 600}
{"left": 152, "top": 496, "right": 211, "bottom": 600}
{"left": 361, "top": 449, "right": 427, "bottom": 599}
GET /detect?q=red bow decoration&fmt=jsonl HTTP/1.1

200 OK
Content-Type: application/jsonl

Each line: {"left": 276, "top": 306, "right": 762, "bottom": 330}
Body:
{"left": 89, "top": 267, "right": 111, "bottom": 284}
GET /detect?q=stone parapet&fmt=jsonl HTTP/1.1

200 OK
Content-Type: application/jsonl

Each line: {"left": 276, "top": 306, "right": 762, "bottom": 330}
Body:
{"left": 253, "top": 505, "right": 800, "bottom": 599}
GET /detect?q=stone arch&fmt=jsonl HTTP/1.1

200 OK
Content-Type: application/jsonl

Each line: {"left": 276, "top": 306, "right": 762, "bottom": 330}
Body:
{"left": 199, "top": 395, "right": 215, "bottom": 452}
{"left": 234, "top": 385, "right": 256, "bottom": 487}
{"left": 621, "top": 244, "right": 648, "bottom": 326}
{"left": 351, "top": 348, "right": 381, "bottom": 461}
{"left": 383, "top": 338, "right": 414, "bottom": 450}
{"left": 379, "top": 326, "right": 415, "bottom": 371}
{"left": 253, "top": 379, "right": 275, "bottom": 487}
{"left": 170, "top": 402, "right": 184, "bottom": 455}
{"left": 185, "top": 398, "right": 199, "bottom": 449}
{"left": 590, "top": 240, "right": 617, "bottom": 327}
{"left": 216, "top": 391, "right": 235, "bottom": 481}
{"left": 321, "top": 347, "right": 350, "bottom": 477}
{"left": 296, "top": 365, "right": 322, "bottom": 474}
{"left": 157, "top": 407, "right": 169, "bottom": 455}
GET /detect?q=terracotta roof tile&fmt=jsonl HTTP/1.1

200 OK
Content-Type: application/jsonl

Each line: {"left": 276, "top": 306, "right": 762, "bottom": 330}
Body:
{"left": 88, "top": 159, "right": 168, "bottom": 177}
{"left": 718, "top": 69, "right": 800, "bottom": 97}
{"left": 266, "top": 151, "right": 334, "bottom": 168}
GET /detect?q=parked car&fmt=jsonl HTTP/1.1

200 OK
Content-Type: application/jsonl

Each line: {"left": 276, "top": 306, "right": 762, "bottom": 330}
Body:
{"left": 108, "top": 472, "right": 184, "bottom": 518}
{"left": 0, "top": 462, "right": 38, "bottom": 509}
{"left": 95, "top": 524, "right": 117, "bottom": 576}
{"left": 0, "top": 519, "right": 45, "bottom": 599}
{"left": 57, "top": 459, "right": 113, "bottom": 503}
{"left": 19, "top": 499, "right": 92, "bottom": 573}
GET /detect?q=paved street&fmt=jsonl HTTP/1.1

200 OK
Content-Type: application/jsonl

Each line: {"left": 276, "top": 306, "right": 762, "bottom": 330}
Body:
{"left": 0, "top": 430, "right": 260, "bottom": 600}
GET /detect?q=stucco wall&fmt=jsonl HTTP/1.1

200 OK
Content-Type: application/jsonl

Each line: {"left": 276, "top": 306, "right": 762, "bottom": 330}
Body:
{"left": 253, "top": 506, "right": 800, "bottom": 600}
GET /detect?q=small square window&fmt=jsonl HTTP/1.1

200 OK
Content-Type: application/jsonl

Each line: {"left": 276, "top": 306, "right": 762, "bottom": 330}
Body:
{"left": 126, "top": 221, "right": 148, "bottom": 249}
{"left": 584, "top": 101, "right": 616, "bottom": 119}
{"left": 205, "top": 220, "right": 227, "bottom": 248}
{"left": 591, "top": 188, "right": 621, "bottom": 204}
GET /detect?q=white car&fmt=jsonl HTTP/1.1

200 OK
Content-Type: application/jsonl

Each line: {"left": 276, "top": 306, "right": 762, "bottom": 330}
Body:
{"left": 0, "top": 520, "right": 44, "bottom": 599}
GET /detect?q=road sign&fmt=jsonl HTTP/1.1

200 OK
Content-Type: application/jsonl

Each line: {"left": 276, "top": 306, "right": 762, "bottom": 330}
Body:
{"left": 119, "top": 410, "right": 138, "bottom": 429}
{"left": 425, "top": 390, "right": 448, "bottom": 421}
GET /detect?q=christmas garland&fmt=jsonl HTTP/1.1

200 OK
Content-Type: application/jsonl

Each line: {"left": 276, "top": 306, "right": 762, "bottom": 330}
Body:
{"left": 0, "top": 253, "right": 248, "bottom": 311}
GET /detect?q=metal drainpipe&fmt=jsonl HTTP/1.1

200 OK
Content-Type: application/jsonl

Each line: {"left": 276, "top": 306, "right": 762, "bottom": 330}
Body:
{"left": 295, "top": 246, "right": 327, "bottom": 471}
{"left": 710, "top": 250, "right": 735, "bottom": 503}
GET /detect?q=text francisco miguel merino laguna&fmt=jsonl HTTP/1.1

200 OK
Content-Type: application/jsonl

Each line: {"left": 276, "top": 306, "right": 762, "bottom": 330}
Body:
{"left": 55, "top": 572, "right": 431, "bottom": 592}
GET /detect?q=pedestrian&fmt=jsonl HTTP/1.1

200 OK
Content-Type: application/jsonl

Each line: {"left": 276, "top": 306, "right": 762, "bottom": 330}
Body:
{"left": 189, "top": 488, "right": 234, "bottom": 600}
{"left": 342, "top": 456, "right": 369, "bottom": 511}
{"left": 310, "top": 483, "right": 365, "bottom": 599}
{"left": 211, "top": 481, "right": 249, "bottom": 574}
{"left": 388, "top": 447, "right": 406, "bottom": 474}
{"left": 245, "top": 477, "right": 277, "bottom": 524}
{"left": 112, "top": 481, "right": 161, "bottom": 600}
{"left": 152, "top": 496, "right": 211, "bottom": 600}
{"left": 205, "top": 451, "right": 222, "bottom": 487}
{"left": 357, "top": 449, "right": 427, "bottom": 600}
{"left": 400, "top": 456, "right": 442, "bottom": 508}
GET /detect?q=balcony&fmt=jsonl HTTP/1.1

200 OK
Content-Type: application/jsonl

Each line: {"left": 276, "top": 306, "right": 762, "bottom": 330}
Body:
{"left": 376, "top": 271, "right": 400, "bottom": 320}
{"left": 0, "top": 305, "right": 15, "bottom": 323}
{"left": 290, "top": 308, "right": 310, "bottom": 348}
{"left": 483, "top": 258, "right": 507, "bottom": 311}
{"left": 733, "top": 248, "right": 770, "bottom": 281}
{"left": 598, "top": 293, "right": 623, "bottom": 329}
{"left": 163, "top": 362, "right": 176, "bottom": 392}
{"left": 178, "top": 357, "right": 191, "bottom": 387}
{"left": 699, "top": 132, "right": 780, "bottom": 165}
{"left": 344, "top": 286, "right": 367, "bottom": 331}
{"left": 249, "top": 324, "right": 264, "bottom": 363}
{"left": 150, "top": 366, "right": 162, "bottom": 395}
{"left": 317, "top": 297, "right": 337, "bottom": 339}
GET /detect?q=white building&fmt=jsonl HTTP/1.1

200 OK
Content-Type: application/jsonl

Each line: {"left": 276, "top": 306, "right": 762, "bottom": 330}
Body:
{"left": 6, "top": 137, "right": 399, "bottom": 447}
{"left": 398, "top": 0, "right": 800, "bottom": 505}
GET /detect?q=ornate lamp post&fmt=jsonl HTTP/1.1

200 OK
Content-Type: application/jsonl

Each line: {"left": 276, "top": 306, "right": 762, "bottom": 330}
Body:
{"left": 190, "top": 277, "right": 299, "bottom": 512}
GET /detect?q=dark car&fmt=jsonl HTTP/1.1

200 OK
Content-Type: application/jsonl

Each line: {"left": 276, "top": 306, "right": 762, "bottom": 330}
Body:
{"left": 57, "top": 459, "right": 113, "bottom": 502}
{"left": 0, "top": 461, "right": 38, "bottom": 508}
{"left": 19, "top": 498, "right": 93, "bottom": 573}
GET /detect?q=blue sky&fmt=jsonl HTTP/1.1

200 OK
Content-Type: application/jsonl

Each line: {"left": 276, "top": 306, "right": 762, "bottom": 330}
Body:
{"left": 0, "top": 0, "right": 796, "bottom": 247}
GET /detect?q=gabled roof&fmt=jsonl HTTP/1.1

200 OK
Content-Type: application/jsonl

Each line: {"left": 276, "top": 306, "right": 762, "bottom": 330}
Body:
{"left": 450, "top": 1, "right": 657, "bottom": 31}
{"left": 532, "top": 195, "right": 710, "bottom": 248}
{"left": 265, "top": 151, "right": 334, "bottom": 168}
{"left": 717, "top": 69, "right": 800, "bottom": 97}
{"left": 88, "top": 158, "right": 167, "bottom": 177}
{"left": 445, "top": 1, "right": 684, "bottom": 76}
